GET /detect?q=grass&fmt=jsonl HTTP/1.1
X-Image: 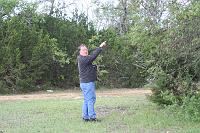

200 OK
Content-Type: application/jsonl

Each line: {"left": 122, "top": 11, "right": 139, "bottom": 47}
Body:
{"left": 0, "top": 93, "right": 200, "bottom": 133}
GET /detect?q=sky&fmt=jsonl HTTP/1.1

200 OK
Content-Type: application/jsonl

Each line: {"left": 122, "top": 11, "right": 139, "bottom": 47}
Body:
{"left": 24, "top": 0, "right": 118, "bottom": 29}
{"left": 26, "top": 0, "right": 190, "bottom": 19}
{"left": 26, "top": 0, "right": 117, "bottom": 21}
{"left": 25, "top": 0, "right": 189, "bottom": 29}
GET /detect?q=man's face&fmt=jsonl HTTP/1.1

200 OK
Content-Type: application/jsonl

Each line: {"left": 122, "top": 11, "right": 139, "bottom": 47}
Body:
{"left": 80, "top": 46, "right": 88, "bottom": 56}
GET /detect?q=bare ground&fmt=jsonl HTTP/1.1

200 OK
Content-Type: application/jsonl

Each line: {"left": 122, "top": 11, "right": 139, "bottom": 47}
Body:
{"left": 0, "top": 88, "right": 151, "bottom": 101}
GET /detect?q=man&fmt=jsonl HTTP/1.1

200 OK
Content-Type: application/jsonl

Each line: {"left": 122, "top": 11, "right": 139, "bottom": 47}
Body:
{"left": 77, "top": 41, "right": 106, "bottom": 122}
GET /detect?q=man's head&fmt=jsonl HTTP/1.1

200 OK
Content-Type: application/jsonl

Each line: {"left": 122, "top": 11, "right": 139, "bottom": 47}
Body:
{"left": 79, "top": 44, "right": 88, "bottom": 56}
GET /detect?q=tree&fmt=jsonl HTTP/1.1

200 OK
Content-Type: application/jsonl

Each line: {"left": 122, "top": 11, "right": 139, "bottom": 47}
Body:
{"left": 0, "top": 0, "right": 69, "bottom": 93}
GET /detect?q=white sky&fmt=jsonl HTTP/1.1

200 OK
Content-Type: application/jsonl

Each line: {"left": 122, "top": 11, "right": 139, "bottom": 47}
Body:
{"left": 24, "top": 0, "right": 118, "bottom": 29}
{"left": 25, "top": 0, "right": 118, "bottom": 21}
{"left": 25, "top": 0, "right": 188, "bottom": 29}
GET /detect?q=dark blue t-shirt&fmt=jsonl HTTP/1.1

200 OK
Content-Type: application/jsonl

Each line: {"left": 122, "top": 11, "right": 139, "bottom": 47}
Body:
{"left": 78, "top": 47, "right": 102, "bottom": 83}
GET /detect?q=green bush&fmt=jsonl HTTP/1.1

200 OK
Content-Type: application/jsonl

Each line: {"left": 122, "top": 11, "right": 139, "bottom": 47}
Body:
{"left": 181, "top": 95, "right": 200, "bottom": 121}
{"left": 128, "top": 0, "right": 200, "bottom": 119}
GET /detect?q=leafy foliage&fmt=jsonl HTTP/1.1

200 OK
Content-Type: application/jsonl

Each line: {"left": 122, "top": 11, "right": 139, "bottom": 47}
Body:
{"left": 126, "top": 0, "right": 200, "bottom": 120}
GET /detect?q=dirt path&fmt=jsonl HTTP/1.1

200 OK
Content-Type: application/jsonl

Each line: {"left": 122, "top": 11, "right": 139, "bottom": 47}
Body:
{"left": 0, "top": 89, "right": 151, "bottom": 101}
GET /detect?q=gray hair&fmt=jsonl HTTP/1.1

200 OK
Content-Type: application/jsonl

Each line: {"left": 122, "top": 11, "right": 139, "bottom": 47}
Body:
{"left": 78, "top": 44, "right": 87, "bottom": 50}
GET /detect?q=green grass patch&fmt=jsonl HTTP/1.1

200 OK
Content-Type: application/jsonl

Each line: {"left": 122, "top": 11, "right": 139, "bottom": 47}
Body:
{"left": 0, "top": 95, "right": 200, "bottom": 133}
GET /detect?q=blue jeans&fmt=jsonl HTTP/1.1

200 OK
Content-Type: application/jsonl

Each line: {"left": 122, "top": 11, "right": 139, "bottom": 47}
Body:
{"left": 80, "top": 82, "right": 96, "bottom": 119}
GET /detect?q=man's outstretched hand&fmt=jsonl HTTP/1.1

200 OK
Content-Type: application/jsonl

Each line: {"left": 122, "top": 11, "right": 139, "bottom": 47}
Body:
{"left": 99, "top": 41, "right": 107, "bottom": 48}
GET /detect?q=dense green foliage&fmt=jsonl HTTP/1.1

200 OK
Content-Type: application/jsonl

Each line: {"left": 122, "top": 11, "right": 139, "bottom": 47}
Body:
{"left": 126, "top": 0, "right": 200, "bottom": 120}
{"left": 0, "top": 0, "right": 70, "bottom": 93}
{"left": 0, "top": 0, "right": 146, "bottom": 93}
